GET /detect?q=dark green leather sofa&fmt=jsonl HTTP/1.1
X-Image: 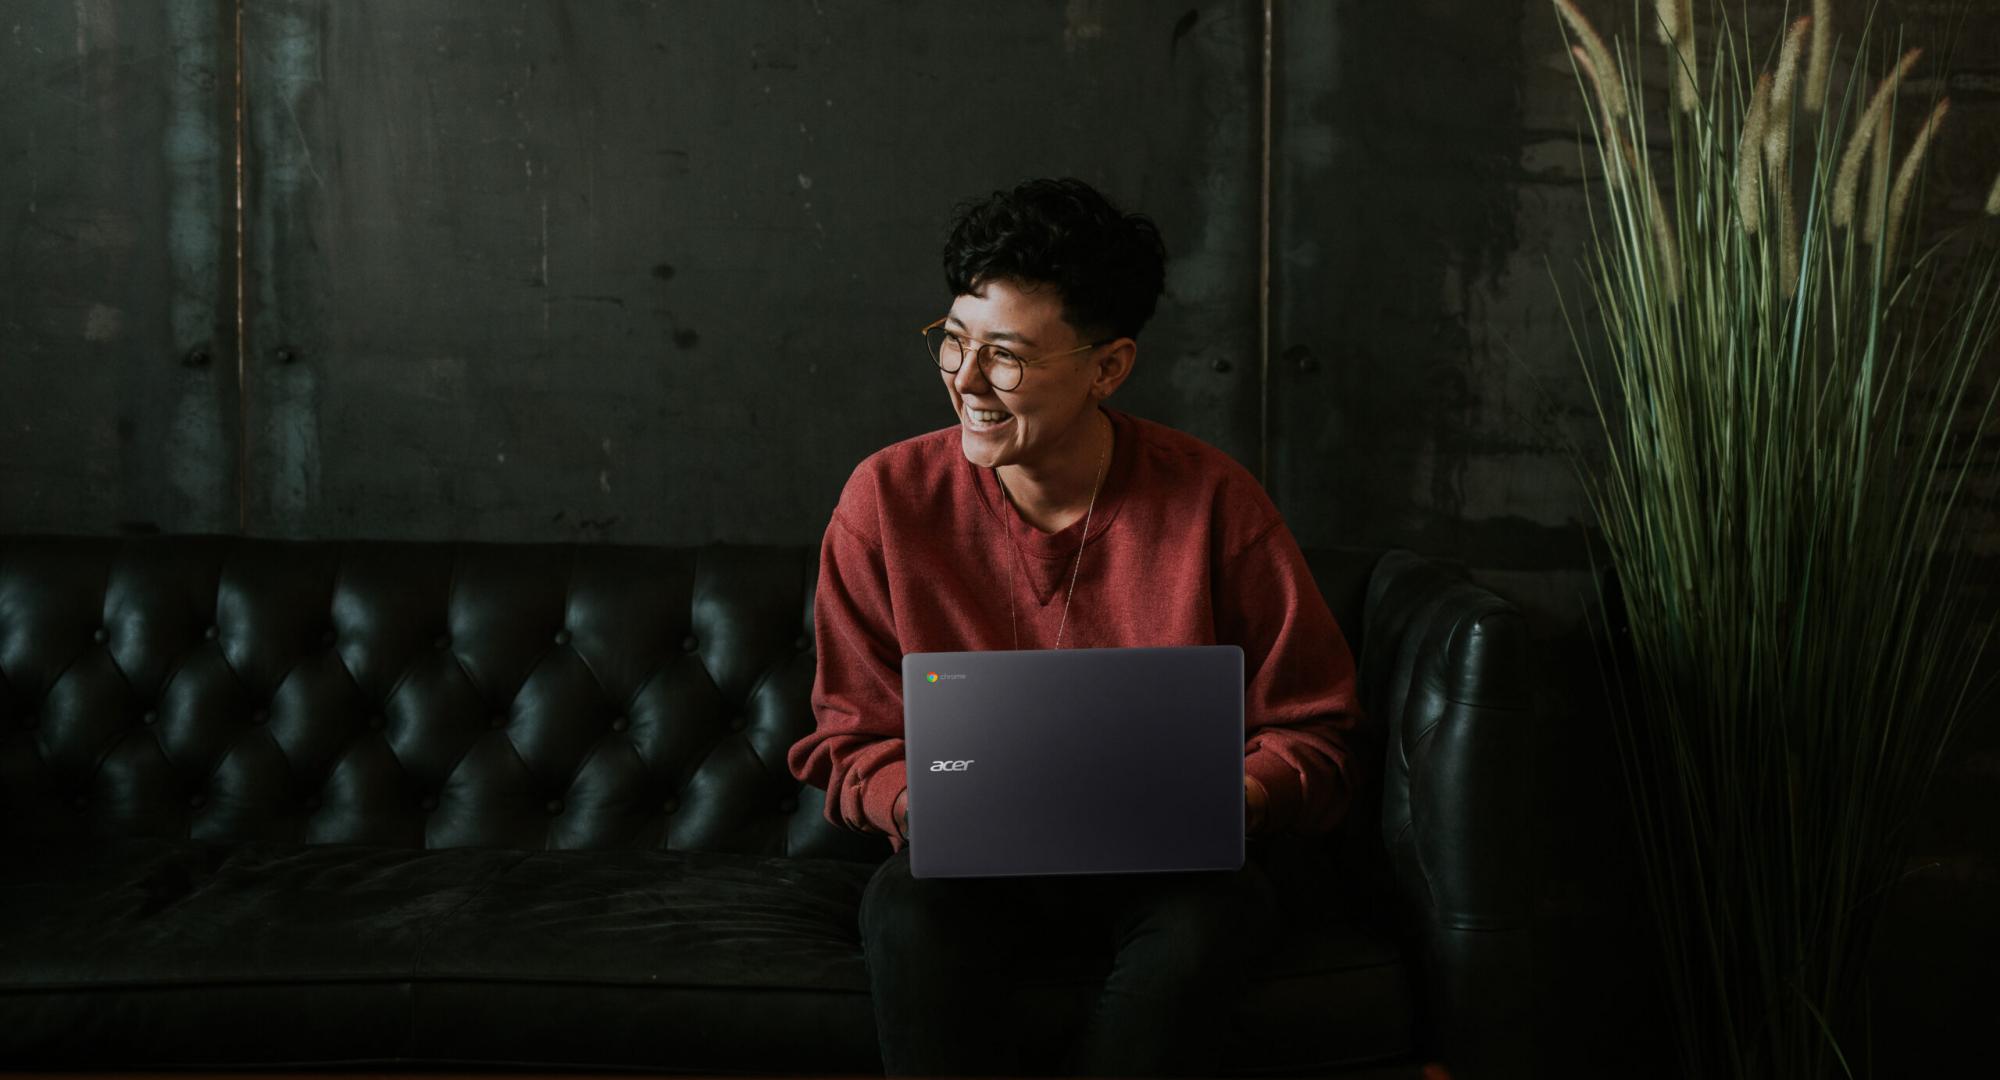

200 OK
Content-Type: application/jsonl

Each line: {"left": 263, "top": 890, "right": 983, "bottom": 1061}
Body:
{"left": 0, "top": 535, "right": 1535, "bottom": 1076}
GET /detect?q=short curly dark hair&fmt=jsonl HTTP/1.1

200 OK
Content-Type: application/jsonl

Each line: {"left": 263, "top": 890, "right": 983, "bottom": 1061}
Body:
{"left": 942, "top": 177, "right": 1167, "bottom": 341}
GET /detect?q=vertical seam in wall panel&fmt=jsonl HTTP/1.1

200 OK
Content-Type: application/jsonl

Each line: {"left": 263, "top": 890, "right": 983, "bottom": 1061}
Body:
{"left": 1258, "top": 0, "right": 1274, "bottom": 489}
{"left": 233, "top": 0, "right": 247, "bottom": 532}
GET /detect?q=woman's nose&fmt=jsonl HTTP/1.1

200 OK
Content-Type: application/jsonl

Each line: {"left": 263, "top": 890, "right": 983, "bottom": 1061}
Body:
{"left": 950, "top": 349, "right": 992, "bottom": 393}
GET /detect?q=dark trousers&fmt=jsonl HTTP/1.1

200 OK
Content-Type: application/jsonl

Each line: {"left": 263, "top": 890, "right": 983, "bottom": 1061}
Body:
{"left": 859, "top": 843, "right": 1287, "bottom": 1077}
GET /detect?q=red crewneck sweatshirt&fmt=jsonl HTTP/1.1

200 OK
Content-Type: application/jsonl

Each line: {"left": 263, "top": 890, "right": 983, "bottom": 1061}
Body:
{"left": 786, "top": 405, "right": 1363, "bottom": 856}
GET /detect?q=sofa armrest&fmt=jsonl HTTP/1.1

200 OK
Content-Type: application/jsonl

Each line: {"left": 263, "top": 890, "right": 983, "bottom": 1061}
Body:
{"left": 1361, "top": 549, "right": 1537, "bottom": 1079}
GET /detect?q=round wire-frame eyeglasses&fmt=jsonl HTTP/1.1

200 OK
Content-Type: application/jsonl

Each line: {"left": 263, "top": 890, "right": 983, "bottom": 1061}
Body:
{"left": 920, "top": 316, "right": 1111, "bottom": 392}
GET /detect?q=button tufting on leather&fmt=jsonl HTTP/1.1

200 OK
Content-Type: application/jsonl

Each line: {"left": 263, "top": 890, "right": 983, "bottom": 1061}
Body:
{"left": 93, "top": 627, "right": 108, "bottom": 644}
{"left": 251, "top": 709, "right": 269, "bottom": 726}
{"left": 420, "top": 795, "right": 438, "bottom": 812}
{"left": 490, "top": 713, "right": 507, "bottom": 730}
{"left": 681, "top": 635, "right": 698, "bottom": 652}
{"left": 554, "top": 629, "right": 572, "bottom": 645}
{"left": 142, "top": 710, "right": 158, "bottom": 725}
{"left": 545, "top": 799, "right": 564, "bottom": 815}
{"left": 205, "top": 625, "right": 219, "bottom": 640}
{"left": 610, "top": 715, "right": 629, "bottom": 732}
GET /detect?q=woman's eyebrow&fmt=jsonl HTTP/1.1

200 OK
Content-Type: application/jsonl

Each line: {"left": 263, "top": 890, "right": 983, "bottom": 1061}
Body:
{"left": 944, "top": 314, "right": 1035, "bottom": 346}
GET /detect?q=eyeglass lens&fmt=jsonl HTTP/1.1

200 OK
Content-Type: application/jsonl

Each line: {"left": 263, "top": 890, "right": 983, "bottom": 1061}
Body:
{"left": 927, "top": 328, "right": 1023, "bottom": 390}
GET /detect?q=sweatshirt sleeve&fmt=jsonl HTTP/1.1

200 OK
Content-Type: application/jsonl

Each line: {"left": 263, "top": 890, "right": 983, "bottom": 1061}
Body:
{"left": 1218, "top": 517, "right": 1364, "bottom": 837}
{"left": 786, "top": 502, "right": 911, "bottom": 854}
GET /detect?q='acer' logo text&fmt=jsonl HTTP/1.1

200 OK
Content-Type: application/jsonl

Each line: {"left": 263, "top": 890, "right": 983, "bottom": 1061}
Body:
{"left": 929, "top": 760, "right": 975, "bottom": 771}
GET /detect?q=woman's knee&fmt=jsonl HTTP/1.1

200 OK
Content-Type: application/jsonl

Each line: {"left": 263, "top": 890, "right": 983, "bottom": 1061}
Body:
{"left": 861, "top": 851, "right": 1006, "bottom": 949}
{"left": 860, "top": 849, "right": 916, "bottom": 942}
{"left": 1105, "top": 869, "right": 1273, "bottom": 956}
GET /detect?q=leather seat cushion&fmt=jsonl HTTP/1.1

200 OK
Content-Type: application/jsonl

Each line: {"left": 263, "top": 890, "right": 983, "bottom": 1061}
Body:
{"left": 1, "top": 837, "right": 1409, "bottom": 1071}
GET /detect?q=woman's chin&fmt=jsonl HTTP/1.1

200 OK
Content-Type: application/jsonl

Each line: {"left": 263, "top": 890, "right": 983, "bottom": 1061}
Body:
{"left": 961, "top": 431, "right": 1015, "bottom": 464}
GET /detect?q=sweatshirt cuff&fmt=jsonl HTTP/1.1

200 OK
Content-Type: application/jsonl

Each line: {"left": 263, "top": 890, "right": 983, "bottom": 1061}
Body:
{"left": 864, "top": 757, "right": 909, "bottom": 841}
{"left": 1243, "top": 748, "right": 1304, "bottom": 835}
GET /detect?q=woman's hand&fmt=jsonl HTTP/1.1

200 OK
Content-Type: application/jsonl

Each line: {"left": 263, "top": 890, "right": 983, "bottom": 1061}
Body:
{"left": 1244, "top": 775, "right": 1269, "bottom": 833}
{"left": 893, "top": 788, "right": 909, "bottom": 840}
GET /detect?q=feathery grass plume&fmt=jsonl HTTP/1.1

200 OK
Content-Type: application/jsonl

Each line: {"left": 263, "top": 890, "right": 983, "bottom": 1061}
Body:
{"left": 1763, "top": 16, "right": 1812, "bottom": 169}
{"left": 1833, "top": 48, "right": 1923, "bottom": 230}
{"left": 1555, "top": 0, "right": 1626, "bottom": 117}
{"left": 1652, "top": 0, "right": 1697, "bottom": 110}
{"left": 1645, "top": 162, "right": 1681, "bottom": 302}
{"left": 1677, "top": 13, "right": 1698, "bottom": 111}
{"left": 1737, "top": 73, "right": 1773, "bottom": 235}
{"left": 1865, "top": 101, "right": 1893, "bottom": 244}
{"left": 1806, "top": 0, "right": 1833, "bottom": 111}
{"left": 1988, "top": 170, "right": 2000, "bottom": 216}
{"left": 1766, "top": 20, "right": 1810, "bottom": 298}
{"left": 1777, "top": 158, "right": 1801, "bottom": 298}
{"left": 1883, "top": 97, "right": 1951, "bottom": 259}
{"left": 1571, "top": 45, "right": 1613, "bottom": 120}
{"left": 1856, "top": 105, "right": 1888, "bottom": 245}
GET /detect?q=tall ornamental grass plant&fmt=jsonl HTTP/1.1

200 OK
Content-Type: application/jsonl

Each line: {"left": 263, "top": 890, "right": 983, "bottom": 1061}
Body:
{"left": 1547, "top": 1, "right": 2000, "bottom": 1077}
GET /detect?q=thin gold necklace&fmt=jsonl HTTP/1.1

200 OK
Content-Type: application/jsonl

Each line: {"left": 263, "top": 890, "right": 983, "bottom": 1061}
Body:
{"left": 995, "top": 414, "right": 1110, "bottom": 651}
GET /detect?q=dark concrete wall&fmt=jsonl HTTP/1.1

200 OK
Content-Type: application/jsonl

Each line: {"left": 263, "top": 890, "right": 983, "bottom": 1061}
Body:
{"left": 11, "top": 2, "right": 1988, "bottom": 563}
{"left": 0, "top": 0, "right": 239, "bottom": 533}
{"left": 236, "top": 0, "right": 1264, "bottom": 543}
{"left": 3, "top": 1, "right": 1995, "bottom": 1075}
{"left": 5, "top": 0, "right": 1263, "bottom": 541}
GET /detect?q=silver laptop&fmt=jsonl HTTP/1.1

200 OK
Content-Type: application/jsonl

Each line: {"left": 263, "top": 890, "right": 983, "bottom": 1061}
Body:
{"left": 900, "top": 645, "right": 1245, "bottom": 879}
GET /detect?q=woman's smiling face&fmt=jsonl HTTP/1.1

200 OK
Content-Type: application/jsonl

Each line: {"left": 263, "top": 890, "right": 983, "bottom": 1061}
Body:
{"left": 942, "top": 277, "right": 1104, "bottom": 471}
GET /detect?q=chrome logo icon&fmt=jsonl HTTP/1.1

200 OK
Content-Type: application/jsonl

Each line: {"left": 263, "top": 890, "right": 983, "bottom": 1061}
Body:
{"left": 926, "top": 672, "right": 939, "bottom": 683}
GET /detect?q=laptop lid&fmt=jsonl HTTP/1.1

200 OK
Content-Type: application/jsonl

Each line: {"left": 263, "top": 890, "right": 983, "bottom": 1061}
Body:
{"left": 901, "top": 645, "right": 1245, "bottom": 879}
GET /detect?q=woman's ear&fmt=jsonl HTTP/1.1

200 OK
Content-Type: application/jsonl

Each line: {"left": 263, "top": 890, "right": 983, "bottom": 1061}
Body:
{"left": 1093, "top": 338, "right": 1137, "bottom": 399}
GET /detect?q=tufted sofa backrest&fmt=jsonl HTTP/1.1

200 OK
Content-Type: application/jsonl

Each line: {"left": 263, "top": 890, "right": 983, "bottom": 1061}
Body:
{"left": 0, "top": 536, "right": 1420, "bottom": 876}
{"left": 1, "top": 536, "right": 844, "bottom": 856}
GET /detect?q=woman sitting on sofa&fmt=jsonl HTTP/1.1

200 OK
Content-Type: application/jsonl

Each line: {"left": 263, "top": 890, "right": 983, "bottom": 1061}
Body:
{"left": 785, "top": 176, "right": 1364, "bottom": 1078}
